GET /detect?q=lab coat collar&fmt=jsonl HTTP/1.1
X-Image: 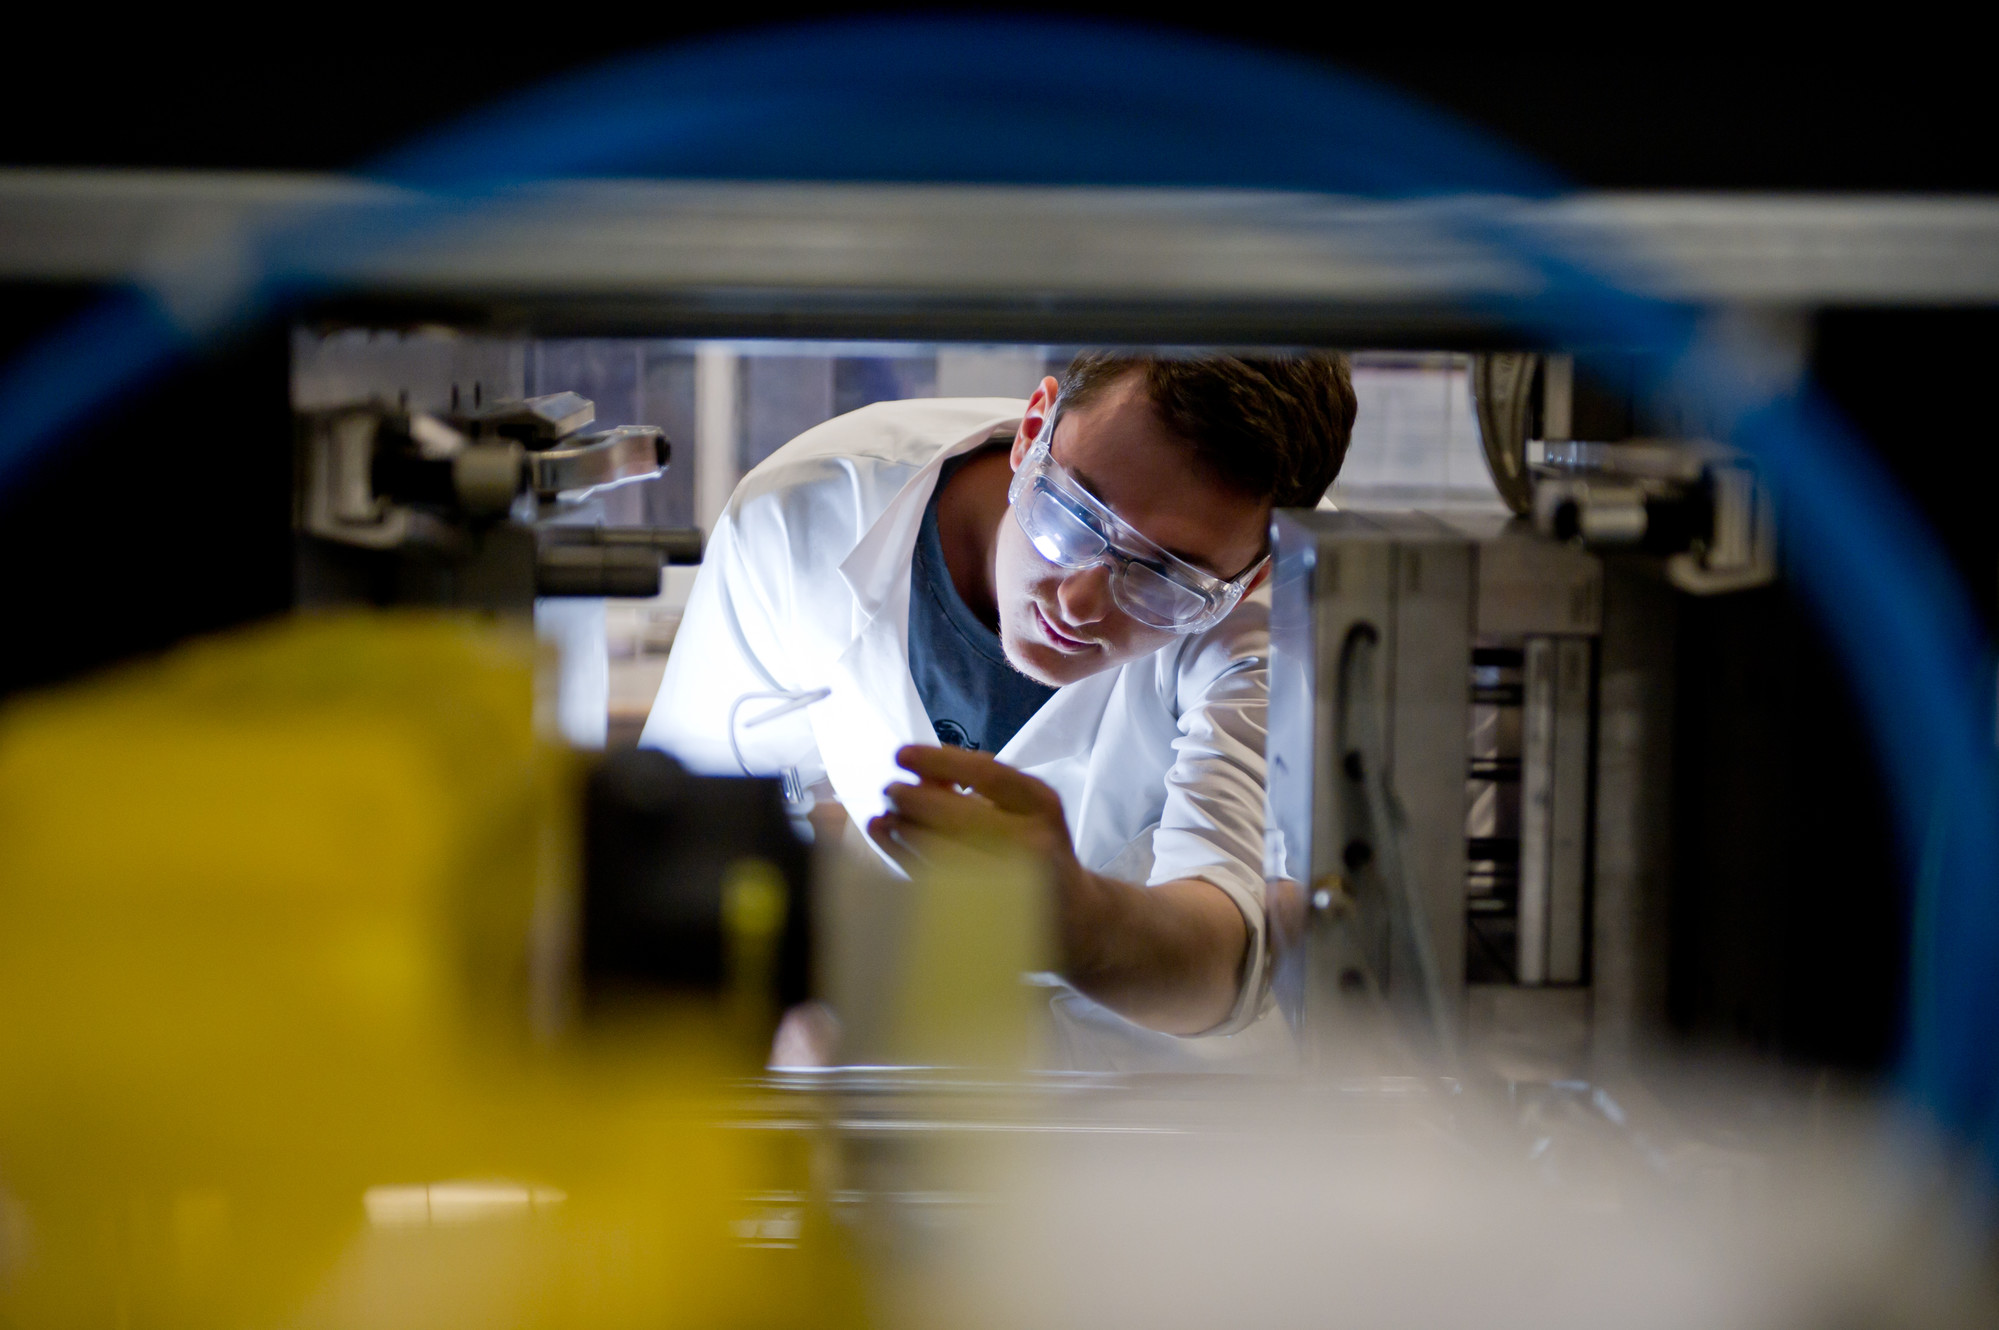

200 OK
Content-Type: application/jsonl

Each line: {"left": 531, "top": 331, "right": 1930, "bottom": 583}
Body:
{"left": 996, "top": 666, "right": 1118, "bottom": 770}
{"left": 836, "top": 414, "right": 1019, "bottom": 628}
{"left": 816, "top": 412, "right": 1018, "bottom": 824}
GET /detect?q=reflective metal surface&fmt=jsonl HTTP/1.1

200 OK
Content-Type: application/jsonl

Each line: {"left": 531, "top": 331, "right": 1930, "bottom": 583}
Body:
{"left": 529, "top": 424, "right": 669, "bottom": 500}
{"left": 6, "top": 172, "right": 1999, "bottom": 335}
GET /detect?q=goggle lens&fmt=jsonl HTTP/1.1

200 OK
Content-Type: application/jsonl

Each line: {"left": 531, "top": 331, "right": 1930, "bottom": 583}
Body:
{"left": 1006, "top": 408, "right": 1257, "bottom": 634}
{"left": 1113, "top": 560, "right": 1210, "bottom": 627}
{"left": 1015, "top": 480, "right": 1221, "bottom": 630}
{"left": 1020, "top": 482, "right": 1108, "bottom": 567}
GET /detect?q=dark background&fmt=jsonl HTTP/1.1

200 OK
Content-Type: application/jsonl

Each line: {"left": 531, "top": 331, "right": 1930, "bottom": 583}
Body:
{"left": 3, "top": 21, "right": 1993, "bottom": 193}
{"left": 3, "top": 16, "right": 1992, "bottom": 1074}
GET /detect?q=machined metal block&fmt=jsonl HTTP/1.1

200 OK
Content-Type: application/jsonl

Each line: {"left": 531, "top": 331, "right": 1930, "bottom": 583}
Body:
{"left": 1267, "top": 510, "right": 1473, "bottom": 1064}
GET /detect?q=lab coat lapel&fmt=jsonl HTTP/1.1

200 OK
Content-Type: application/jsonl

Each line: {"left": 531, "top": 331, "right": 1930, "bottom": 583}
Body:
{"left": 996, "top": 669, "right": 1118, "bottom": 772}
{"left": 811, "top": 584, "right": 937, "bottom": 823}
{"left": 998, "top": 668, "right": 1124, "bottom": 868}
{"left": 810, "top": 415, "right": 1016, "bottom": 822}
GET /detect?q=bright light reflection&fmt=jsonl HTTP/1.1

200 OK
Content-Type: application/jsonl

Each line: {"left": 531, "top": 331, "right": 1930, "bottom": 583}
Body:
{"left": 363, "top": 1181, "right": 567, "bottom": 1227}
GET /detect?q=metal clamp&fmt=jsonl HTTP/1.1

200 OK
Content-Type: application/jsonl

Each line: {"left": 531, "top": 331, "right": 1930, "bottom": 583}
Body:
{"left": 1527, "top": 439, "right": 1775, "bottom": 595}
{"left": 528, "top": 426, "right": 670, "bottom": 502}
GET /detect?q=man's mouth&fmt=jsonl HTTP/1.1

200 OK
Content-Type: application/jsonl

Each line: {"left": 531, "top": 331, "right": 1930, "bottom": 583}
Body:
{"left": 1033, "top": 604, "right": 1095, "bottom": 653}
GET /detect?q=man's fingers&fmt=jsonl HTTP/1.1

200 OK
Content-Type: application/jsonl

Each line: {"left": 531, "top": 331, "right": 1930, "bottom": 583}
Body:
{"left": 883, "top": 779, "right": 1017, "bottom": 840}
{"left": 895, "top": 744, "right": 1059, "bottom": 816}
{"left": 866, "top": 813, "right": 928, "bottom": 872}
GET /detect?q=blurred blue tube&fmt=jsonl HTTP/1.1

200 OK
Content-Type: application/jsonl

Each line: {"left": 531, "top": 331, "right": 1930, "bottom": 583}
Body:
{"left": 0, "top": 13, "right": 1991, "bottom": 1190}
{"left": 0, "top": 288, "right": 186, "bottom": 486}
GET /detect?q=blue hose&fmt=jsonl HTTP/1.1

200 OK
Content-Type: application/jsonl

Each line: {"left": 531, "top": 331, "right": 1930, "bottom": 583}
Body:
{"left": 1, "top": 13, "right": 1992, "bottom": 1185}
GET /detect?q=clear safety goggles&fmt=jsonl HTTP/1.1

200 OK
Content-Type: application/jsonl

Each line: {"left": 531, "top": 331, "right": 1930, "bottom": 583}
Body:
{"left": 1006, "top": 401, "right": 1265, "bottom": 633}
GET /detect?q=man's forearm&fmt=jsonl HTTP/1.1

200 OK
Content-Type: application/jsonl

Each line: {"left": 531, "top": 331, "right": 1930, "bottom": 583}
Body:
{"left": 1063, "top": 874, "right": 1249, "bottom": 1035}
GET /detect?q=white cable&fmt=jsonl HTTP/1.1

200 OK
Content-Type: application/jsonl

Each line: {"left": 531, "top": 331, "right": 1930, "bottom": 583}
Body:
{"left": 727, "top": 686, "right": 832, "bottom": 785}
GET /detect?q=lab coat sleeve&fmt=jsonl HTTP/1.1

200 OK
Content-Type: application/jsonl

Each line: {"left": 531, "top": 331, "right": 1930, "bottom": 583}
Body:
{"left": 637, "top": 497, "right": 823, "bottom": 783}
{"left": 1149, "top": 599, "right": 1272, "bottom": 1037}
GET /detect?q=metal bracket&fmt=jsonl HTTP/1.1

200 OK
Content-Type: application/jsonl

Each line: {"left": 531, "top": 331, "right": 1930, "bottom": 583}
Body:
{"left": 528, "top": 426, "right": 670, "bottom": 502}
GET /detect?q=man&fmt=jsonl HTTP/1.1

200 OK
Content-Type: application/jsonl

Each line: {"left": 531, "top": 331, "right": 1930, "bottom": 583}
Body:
{"left": 642, "top": 351, "right": 1354, "bottom": 1046}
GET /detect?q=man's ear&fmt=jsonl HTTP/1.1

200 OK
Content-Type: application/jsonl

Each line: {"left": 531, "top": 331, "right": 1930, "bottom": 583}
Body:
{"left": 1011, "top": 375, "right": 1061, "bottom": 470}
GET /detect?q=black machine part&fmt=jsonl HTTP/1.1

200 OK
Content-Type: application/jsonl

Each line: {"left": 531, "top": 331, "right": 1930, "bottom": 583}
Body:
{"left": 1469, "top": 354, "right": 1775, "bottom": 595}
{"left": 581, "top": 749, "right": 813, "bottom": 1018}
{"left": 296, "top": 393, "right": 701, "bottom": 607}
{"left": 1470, "top": 353, "right": 1540, "bottom": 516}
{"left": 536, "top": 525, "right": 705, "bottom": 597}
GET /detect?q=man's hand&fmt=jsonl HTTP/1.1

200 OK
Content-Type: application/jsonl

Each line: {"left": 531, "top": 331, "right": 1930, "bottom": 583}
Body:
{"left": 867, "top": 743, "right": 1078, "bottom": 877}
{"left": 869, "top": 745, "right": 1248, "bottom": 1035}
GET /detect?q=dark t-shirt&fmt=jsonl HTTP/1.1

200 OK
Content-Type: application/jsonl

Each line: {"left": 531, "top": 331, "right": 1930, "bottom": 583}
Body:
{"left": 907, "top": 448, "right": 1056, "bottom": 752}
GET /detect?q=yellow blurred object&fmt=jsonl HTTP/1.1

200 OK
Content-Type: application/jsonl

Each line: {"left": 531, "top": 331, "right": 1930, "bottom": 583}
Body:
{"left": 722, "top": 857, "right": 789, "bottom": 1045}
{"left": 888, "top": 843, "right": 1052, "bottom": 1071}
{"left": 0, "top": 614, "right": 861, "bottom": 1330}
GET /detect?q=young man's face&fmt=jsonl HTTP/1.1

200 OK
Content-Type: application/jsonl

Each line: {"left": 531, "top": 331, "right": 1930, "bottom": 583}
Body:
{"left": 995, "top": 374, "right": 1272, "bottom": 688}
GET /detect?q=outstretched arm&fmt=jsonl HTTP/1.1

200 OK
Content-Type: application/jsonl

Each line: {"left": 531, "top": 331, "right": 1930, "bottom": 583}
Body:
{"left": 868, "top": 744, "right": 1248, "bottom": 1035}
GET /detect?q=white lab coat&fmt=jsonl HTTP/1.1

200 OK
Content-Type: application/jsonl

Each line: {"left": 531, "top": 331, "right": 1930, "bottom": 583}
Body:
{"left": 642, "top": 398, "right": 1281, "bottom": 1047}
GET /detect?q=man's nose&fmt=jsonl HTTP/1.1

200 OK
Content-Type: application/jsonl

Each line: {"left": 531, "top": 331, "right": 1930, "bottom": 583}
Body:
{"left": 1055, "top": 563, "right": 1115, "bottom": 625}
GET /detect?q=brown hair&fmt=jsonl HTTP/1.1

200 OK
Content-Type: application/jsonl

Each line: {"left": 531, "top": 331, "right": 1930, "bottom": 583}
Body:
{"left": 1056, "top": 351, "right": 1357, "bottom": 509}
